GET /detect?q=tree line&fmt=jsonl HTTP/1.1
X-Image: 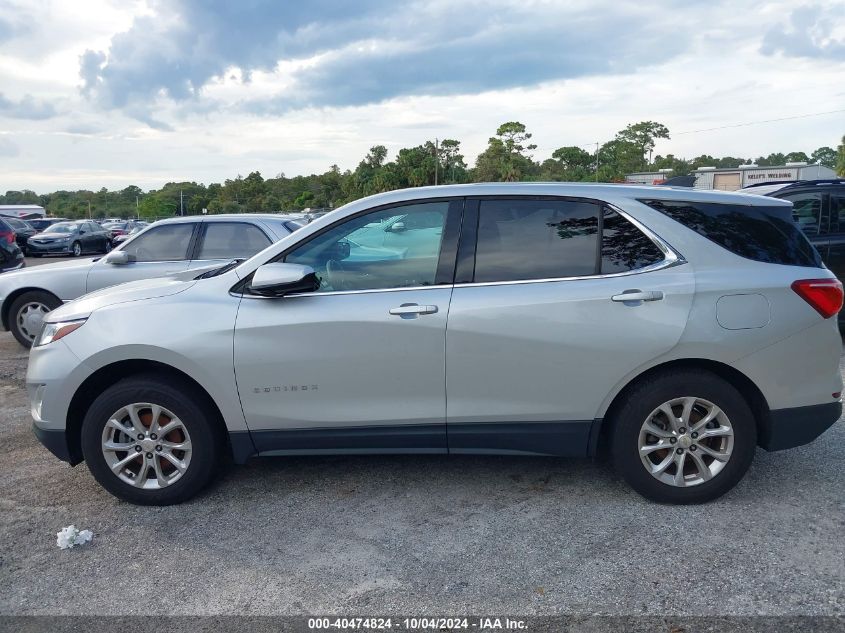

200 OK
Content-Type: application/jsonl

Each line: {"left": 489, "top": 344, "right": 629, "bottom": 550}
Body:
{"left": 3, "top": 122, "right": 843, "bottom": 220}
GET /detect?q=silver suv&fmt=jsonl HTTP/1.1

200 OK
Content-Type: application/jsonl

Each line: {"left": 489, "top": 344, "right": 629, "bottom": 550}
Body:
{"left": 27, "top": 184, "right": 843, "bottom": 505}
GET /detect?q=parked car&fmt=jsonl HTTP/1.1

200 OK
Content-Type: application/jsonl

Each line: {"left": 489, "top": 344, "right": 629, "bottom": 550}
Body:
{"left": 102, "top": 220, "right": 145, "bottom": 246}
{"left": 741, "top": 179, "right": 845, "bottom": 324}
{"left": 26, "top": 184, "right": 842, "bottom": 506}
{"left": 1, "top": 217, "right": 37, "bottom": 254}
{"left": 26, "top": 220, "right": 111, "bottom": 258}
{"left": 112, "top": 224, "right": 145, "bottom": 246}
{"left": 1, "top": 214, "right": 298, "bottom": 346}
{"left": 28, "top": 217, "right": 67, "bottom": 233}
{"left": 0, "top": 218, "right": 25, "bottom": 272}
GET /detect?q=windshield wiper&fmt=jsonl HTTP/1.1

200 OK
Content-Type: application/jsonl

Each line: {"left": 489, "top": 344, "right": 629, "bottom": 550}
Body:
{"left": 196, "top": 258, "right": 245, "bottom": 279}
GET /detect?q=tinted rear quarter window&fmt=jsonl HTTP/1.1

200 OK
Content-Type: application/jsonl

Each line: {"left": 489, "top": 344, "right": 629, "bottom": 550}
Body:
{"left": 641, "top": 199, "right": 821, "bottom": 268}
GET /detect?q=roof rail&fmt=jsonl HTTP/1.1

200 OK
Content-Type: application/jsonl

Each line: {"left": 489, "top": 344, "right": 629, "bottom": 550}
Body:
{"left": 782, "top": 179, "right": 845, "bottom": 188}
{"left": 741, "top": 180, "right": 797, "bottom": 189}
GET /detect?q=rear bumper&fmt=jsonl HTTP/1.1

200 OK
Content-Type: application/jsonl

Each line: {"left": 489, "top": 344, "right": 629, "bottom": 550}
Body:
{"left": 759, "top": 401, "right": 842, "bottom": 451}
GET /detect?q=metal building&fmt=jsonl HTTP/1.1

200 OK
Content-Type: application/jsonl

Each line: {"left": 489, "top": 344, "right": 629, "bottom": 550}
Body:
{"left": 691, "top": 163, "right": 836, "bottom": 191}
{"left": 0, "top": 204, "right": 46, "bottom": 219}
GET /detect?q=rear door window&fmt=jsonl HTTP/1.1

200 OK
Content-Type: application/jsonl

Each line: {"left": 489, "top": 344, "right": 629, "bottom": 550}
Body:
{"left": 830, "top": 193, "right": 845, "bottom": 234}
{"left": 778, "top": 192, "right": 825, "bottom": 235}
{"left": 197, "top": 222, "right": 272, "bottom": 260}
{"left": 641, "top": 199, "right": 821, "bottom": 268}
{"left": 471, "top": 199, "right": 665, "bottom": 283}
{"left": 474, "top": 199, "right": 599, "bottom": 282}
{"left": 600, "top": 209, "right": 665, "bottom": 274}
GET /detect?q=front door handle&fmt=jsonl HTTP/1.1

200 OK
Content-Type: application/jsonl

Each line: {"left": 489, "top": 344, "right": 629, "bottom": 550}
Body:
{"left": 611, "top": 290, "right": 664, "bottom": 303}
{"left": 389, "top": 304, "right": 439, "bottom": 316}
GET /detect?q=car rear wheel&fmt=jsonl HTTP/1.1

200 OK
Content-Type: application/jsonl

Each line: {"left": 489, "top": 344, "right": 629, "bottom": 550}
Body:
{"left": 610, "top": 369, "right": 756, "bottom": 504}
{"left": 71, "top": 241, "right": 82, "bottom": 257}
{"left": 9, "top": 290, "right": 62, "bottom": 348}
{"left": 81, "top": 375, "right": 222, "bottom": 505}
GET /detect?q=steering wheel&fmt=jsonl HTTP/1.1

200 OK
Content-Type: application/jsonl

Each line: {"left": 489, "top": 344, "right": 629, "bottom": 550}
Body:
{"left": 325, "top": 259, "right": 350, "bottom": 291}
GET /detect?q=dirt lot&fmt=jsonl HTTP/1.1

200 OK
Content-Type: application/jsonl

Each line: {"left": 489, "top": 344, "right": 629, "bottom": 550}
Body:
{"left": 0, "top": 330, "right": 843, "bottom": 616}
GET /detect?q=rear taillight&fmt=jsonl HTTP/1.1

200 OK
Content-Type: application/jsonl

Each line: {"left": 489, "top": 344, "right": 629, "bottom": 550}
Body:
{"left": 0, "top": 231, "right": 15, "bottom": 244}
{"left": 791, "top": 278, "right": 844, "bottom": 319}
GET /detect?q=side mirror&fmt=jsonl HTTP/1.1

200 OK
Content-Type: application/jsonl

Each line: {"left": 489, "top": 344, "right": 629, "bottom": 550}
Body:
{"left": 104, "top": 250, "right": 133, "bottom": 265}
{"left": 250, "top": 263, "right": 320, "bottom": 297}
{"left": 387, "top": 221, "right": 405, "bottom": 232}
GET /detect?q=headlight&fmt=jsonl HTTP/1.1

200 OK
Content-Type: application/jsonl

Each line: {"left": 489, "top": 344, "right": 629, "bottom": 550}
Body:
{"left": 34, "top": 319, "right": 87, "bottom": 347}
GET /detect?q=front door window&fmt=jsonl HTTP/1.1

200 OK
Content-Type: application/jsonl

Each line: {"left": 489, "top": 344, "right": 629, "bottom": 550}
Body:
{"left": 284, "top": 202, "right": 449, "bottom": 292}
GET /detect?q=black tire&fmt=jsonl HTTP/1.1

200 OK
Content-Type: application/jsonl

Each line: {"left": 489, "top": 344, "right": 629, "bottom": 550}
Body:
{"left": 8, "top": 290, "right": 62, "bottom": 348}
{"left": 610, "top": 369, "right": 756, "bottom": 504}
{"left": 31, "top": 253, "right": 42, "bottom": 258}
{"left": 81, "top": 375, "right": 222, "bottom": 505}
{"left": 71, "top": 241, "right": 82, "bottom": 257}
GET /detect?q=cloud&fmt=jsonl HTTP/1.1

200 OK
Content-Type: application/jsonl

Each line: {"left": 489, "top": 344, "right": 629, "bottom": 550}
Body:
{"left": 761, "top": 4, "right": 845, "bottom": 60}
{"left": 79, "top": 0, "right": 397, "bottom": 110}
{"left": 0, "top": 93, "right": 58, "bottom": 120}
{"left": 249, "top": 10, "right": 686, "bottom": 115}
{"left": 0, "top": 14, "right": 32, "bottom": 45}
{"left": 0, "top": 137, "right": 19, "bottom": 157}
{"left": 80, "top": 0, "right": 699, "bottom": 125}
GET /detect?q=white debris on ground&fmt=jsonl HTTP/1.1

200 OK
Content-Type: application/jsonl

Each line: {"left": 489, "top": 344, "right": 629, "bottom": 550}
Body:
{"left": 56, "top": 525, "right": 93, "bottom": 549}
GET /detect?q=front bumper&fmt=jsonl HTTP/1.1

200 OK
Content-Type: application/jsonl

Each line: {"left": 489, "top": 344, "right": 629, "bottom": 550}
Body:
{"left": 759, "top": 401, "right": 842, "bottom": 451}
{"left": 32, "top": 424, "right": 79, "bottom": 464}
{"left": 27, "top": 241, "right": 72, "bottom": 255}
{"left": 28, "top": 338, "right": 91, "bottom": 466}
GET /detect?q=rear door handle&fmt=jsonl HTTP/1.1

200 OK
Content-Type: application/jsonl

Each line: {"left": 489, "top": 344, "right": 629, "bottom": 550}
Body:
{"left": 611, "top": 290, "right": 664, "bottom": 303}
{"left": 389, "top": 304, "right": 439, "bottom": 316}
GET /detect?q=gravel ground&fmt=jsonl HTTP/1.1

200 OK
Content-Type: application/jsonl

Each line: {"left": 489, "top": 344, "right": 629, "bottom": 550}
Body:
{"left": 0, "top": 330, "right": 843, "bottom": 617}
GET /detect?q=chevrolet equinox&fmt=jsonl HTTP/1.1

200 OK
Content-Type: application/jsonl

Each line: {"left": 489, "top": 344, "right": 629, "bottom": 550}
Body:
{"left": 27, "top": 183, "right": 843, "bottom": 505}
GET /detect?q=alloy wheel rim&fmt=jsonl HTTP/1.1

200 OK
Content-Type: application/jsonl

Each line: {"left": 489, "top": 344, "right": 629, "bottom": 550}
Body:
{"left": 17, "top": 302, "right": 50, "bottom": 340}
{"left": 73, "top": 243, "right": 81, "bottom": 256}
{"left": 101, "top": 403, "right": 192, "bottom": 490}
{"left": 638, "top": 397, "right": 734, "bottom": 487}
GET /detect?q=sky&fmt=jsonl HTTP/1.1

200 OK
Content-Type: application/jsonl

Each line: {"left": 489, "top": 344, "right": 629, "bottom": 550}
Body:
{"left": 0, "top": 0, "right": 843, "bottom": 193}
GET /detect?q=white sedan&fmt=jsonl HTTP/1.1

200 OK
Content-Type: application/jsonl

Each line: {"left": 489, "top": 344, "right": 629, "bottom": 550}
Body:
{"left": 0, "top": 214, "right": 299, "bottom": 346}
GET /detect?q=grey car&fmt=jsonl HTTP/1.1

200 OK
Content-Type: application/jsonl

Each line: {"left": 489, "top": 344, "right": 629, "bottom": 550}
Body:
{"left": 26, "top": 184, "right": 843, "bottom": 505}
{"left": 26, "top": 220, "right": 111, "bottom": 258}
{"left": 0, "top": 214, "right": 298, "bottom": 347}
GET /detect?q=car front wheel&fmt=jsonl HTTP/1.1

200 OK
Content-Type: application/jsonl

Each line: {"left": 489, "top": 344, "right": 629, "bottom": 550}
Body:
{"left": 71, "top": 241, "right": 82, "bottom": 257}
{"left": 610, "top": 369, "right": 756, "bottom": 504}
{"left": 81, "top": 376, "right": 222, "bottom": 505}
{"left": 9, "top": 290, "right": 62, "bottom": 348}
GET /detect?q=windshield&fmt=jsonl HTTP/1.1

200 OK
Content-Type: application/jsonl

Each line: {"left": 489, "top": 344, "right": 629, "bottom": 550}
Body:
{"left": 47, "top": 222, "right": 77, "bottom": 234}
